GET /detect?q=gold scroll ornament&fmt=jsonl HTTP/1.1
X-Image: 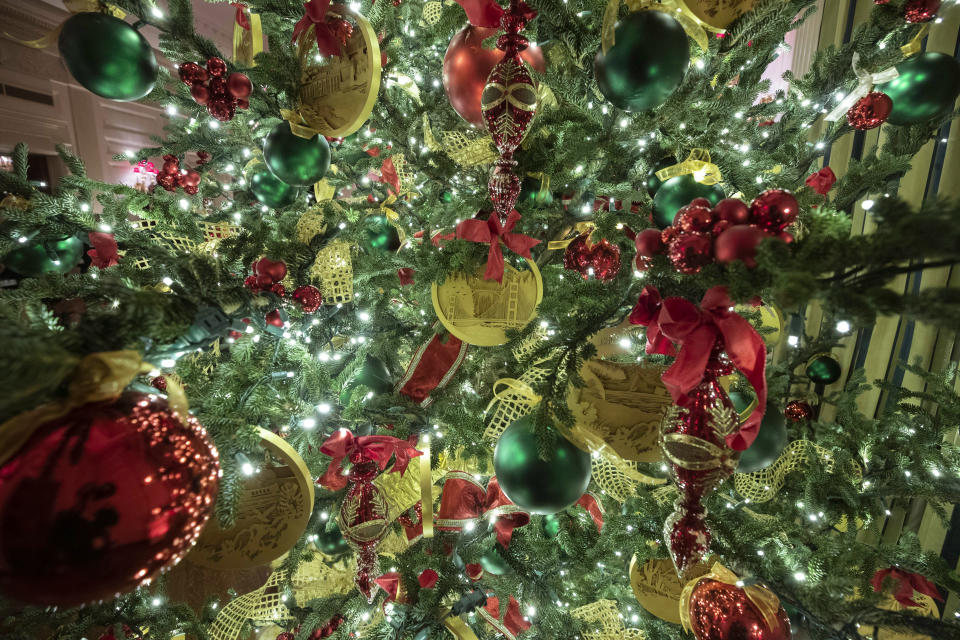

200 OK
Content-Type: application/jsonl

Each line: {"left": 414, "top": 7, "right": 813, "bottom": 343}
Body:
{"left": 572, "top": 599, "right": 646, "bottom": 640}
{"left": 629, "top": 556, "right": 710, "bottom": 624}
{"left": 190, "top": 429, "right": 314, "bottom": 569}
{"left": 432, "top": 259, "right": 543, "bottom": 347}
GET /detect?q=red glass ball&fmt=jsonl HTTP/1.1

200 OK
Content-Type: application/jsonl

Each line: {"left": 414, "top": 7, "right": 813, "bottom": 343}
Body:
{"left": 190, "top": 83, "right": 210, "bottom": 105}
{"left": 226, "top": 72, "right": 252, "bottom": 99}
{"left": 689, "top": 197, "right": 713, "bottom": 209}
{"left": 161, "top": 158, "right": 179, "bottom": 173}
{"left": 905, "top": 0, "right": 940, "bottom": 22}
{"left": 177, "top": 62, "right": 207, "bottom": 85}
{"left": 206, "top": 56, "right": 228, "bottom": 77}
{"left": 749, "top": 189, "right": 798, "bottom": 233}
{"left": 635, "top": 228, "right": 665, "bottom": 257}
{"left": 442, "top": 25, "right": 545, "bottom": 126}
{"left": 711, "top": 219, "right": 732, "bottom": 237}
{"left": 712, "top": 198, "right": 751, "bottom": 225}
{"left": 236, "top": 97, "right": 249, "bottom": 110}
{"left": 207, "top": 97, "right": 236, "bottom": 122}
{"left": 676, "top": 205, "right": 714, "bottom": 233}
{"left": 688, "top": 579, "right": 791, "bottom": 640}
{"left": 253, "top": 258, "right": 287, "bottom": 283}
{"left": 668, "top": 232, "right": 713, "bottom": 274}
{"left": 784, "top": 400, "right": 814, "bottom": 423}
{"left": 846, "top": 91, "right": 893, "bottom": 130}
{"left": 293, "top": 285, "right": 323, "bottom": 313}
{"left": 715, "top": 224, "right": 767, "bottom": 268}
{"left": 0, "top": 393, "right": 218, "bottom": 606}
{"left": 181, "top": 170, "right": 201, "bottom": 188}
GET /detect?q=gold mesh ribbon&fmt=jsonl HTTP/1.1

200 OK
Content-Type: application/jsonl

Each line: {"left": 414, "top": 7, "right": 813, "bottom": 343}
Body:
{"left": 423, "top": 115, "right": 498, "bottom": 166}
{"left": 309, "top": 240, "right": 354, "bottom": 304}
{"left": 733, "top": 439, "right": 863, "bottom": 504}
{"left": 233, "top": 9, "right": 263, "bottom": 66}
{"left": 0, "top": 194, "right": 30, "bottom": 210}
{"left": 901, "top": 23, "right": 929, "bottom": 57}
{"left": 679, "top": 563, "right": 781, "bottom": 634}
{"left": 483, "top": 371, "right": 548, "bottom": 441}
{"left": 602, "top": 0, "right": 709, "bottom": 56}
{"left": 655, "top": 149, "right": 722, "bottom": 186}
{"left": 4, "top": 0, "right": 124, "bottom": 48}
{"left": 421, "top": 0, "right": 455, "bottom": 24}
{"left": 296, "top": 210, "right": 328, "bottom": 244}
{"left": 572, "top": 600, "right": 647, "bottom": 640}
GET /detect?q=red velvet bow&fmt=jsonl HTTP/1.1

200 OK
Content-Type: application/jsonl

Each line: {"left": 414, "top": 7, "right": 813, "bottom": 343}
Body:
{"left": 433, "top": 472, "right": 529, "bottom": 548}
{"left": 317, "top": 430, "right": 423, "bottom": 491}
{"left": 451, "top": 211, "right": 540, "bottom": 283}
{"left": 87, "top": 232, "right": 119, "bottom": 268}
{"left": 481, "top": 595, "right": 531, "bottom": 639}
{"left": 230, "top": 2, "right": 250, "bottom": 29}
{"left": 292, "top": 0, "right": 342, "bottom": 57}
{"left": 629, "top": 285, "right": 767, "bottom": 451}
{"left": 872, "top": 568, "right": 943, "bottom": 608}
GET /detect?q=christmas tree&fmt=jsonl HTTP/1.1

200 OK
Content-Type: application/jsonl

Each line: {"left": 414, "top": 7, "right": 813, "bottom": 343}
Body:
{"left": 2, "top": 0, "right": 960, "bottom": 638}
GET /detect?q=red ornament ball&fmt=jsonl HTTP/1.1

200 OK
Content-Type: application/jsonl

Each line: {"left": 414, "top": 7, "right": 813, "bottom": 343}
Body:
{"left": 661, "top": 226, "right": 681, "bottom": 246}
{"left": 226, "top": 72, "right": 252, "bottom": 98}
{"left": 712, "top": 198, "right": 750, "bottom": 225}
{"left": 714, "top": 224, "right": 767, "bottom": 268}
{"left": 150, "top": 375, "right": 167, "bottom": 391}
{"left": 0, "top": 392, "right": 219, "bottom": 606}
{"left": 635, "top": 228, "right": 665, "bottom": 257}
{"left": 190, "top": 83, "right": 210, "bottom": 105}
{"left": 564, "top": 235, "right": 621, "bottom": 281}
{"left": 181, "top": 170, "right": 201, "bottom": 188}
{"left": 668, "top": 232, "right": 713, "bottom": 274}
{"left": 270, "top": 283, "right": 286, "bottom": 297}
{"left": 676, "top": 205, "right": 714, "bottom": 233}
{"left": 749, "top": 189, "right": 799, "bottom": 233}
{"left": 904, "top": 0, "right": 940, "bottom": 22}
{"left": 206, "top": 56, "right": 228, "bottom": 77}
{"left": 236, "top": 97, "right": 249, "bottom": 110}
{"left": 253, "top": 257, "right": 287, "bottom": 284}
{"left": 846, "top": 91, "right": 893, "bottom": 130}
{"left": 265, "top": 309, "right": 284, "bottom": 328}
{"left": 207, "top": 96, "right": 236, "bottom": 122}
{"left": 688, "top": 579, "right": 791, "bottom": 640}
{"left": 178, "top": 62, "right": 207, "bottom": 85}
{"left": 156, "top": 171, "right": 180, "bottom": 191}
{"left": 293, "top": 285, "right": 323, "bottom": 312}
{"left": 276, "top": 634, "right": 295, "bottom": 640}
{"left": 784, "top": 400, "right": 814, "bottom": 423}
{"left": 208, "top": 76, "right": 228, "bottom": 97}
{"left": 711, "top": 219, "right": 732, "bottom": 237}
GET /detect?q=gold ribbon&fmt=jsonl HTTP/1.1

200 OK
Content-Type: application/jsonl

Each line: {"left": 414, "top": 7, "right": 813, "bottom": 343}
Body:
{"left": 0, "top": 351, "right": 189, "bottom": 468}
{"left": 377, "top": 194, "right": 408, "bottom": 246}
{"left": 602, "top": 0, "right": 709, "bottom": 56}
{"left": 314, "top": 179, "right": 336, "bottom": 201}
{"left": 279, "top": 109, "right": 320, "bottom": 140}
{"left": 442, "top": 609, "right": 481, "bottom": 640}
{"left": 420, "top": 436, "right": 434, "bottom": 539}
{"left": 547, "top": 221, "right": 596, "bottom": 251}
{"left": 485, "top": 377, "right": 542, "bottom": 414}
{"left": 655, "top": 149, "right": 721, "bottom": 185}
{"left": 4, "top": 0, "right": 125, "bottom": 48}
{"left": 679, "top": 563, "right": 781, "bottom": 634}
{"left": 901, "top": 23, "right": 929, "bottom": 57}
{"left": 232, "top": 10, "right": 263, "bottom": 66}
{"left": 661, "top": 432, "right": 734, "bottom": 471}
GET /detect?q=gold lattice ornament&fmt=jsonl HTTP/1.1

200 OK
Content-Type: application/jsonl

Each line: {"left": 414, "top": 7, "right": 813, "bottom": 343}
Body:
{"left": 189, "top": 429, "right": 314, "bottom": 570}
{"left": 296, "top": 209, "right": 328, "bottom": 244}
{"left": 572, "top": 600, "right": 646, "bottom": 640}
{"left": 310, "top": 240, "right": 354, "bottom": 304}
{"left": 733, "top": 439, "right": 863, "bottom": 504}
{"left": 423, "top": 114, "right": 498, "bottom": 166}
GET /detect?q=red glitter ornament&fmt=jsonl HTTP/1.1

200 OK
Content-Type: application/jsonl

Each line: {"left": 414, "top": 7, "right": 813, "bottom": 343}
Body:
{"left": 904, "top": 0, "right": 940, "bottom": 22}
{"left": 675, "top": 205, "right": 714, "bottom": 234}
{"left": 749, "top": 189, "right": 798, "bottom": 233}
{"left": 635, "top": 228, "right": 665, "bottom": 257}
{"left": 206, "top": 56, "right": 228, "bottom": 77}
{"left": 661, "top": 226, "right": 681, "bottom": 246}
{"left": 0, "top": 393, "right": 218, "bottom": 606}
{"left": 190, "top": 83, "right": 210, "bottom": 105}
{"left": 178, "top": 62, "right": 207, "bottom": 85}
{"left": 209, "top": 76, "right": 228, "bottom": 97}
{"left": 265, "top": 309, "right": 284, "bottom": 328}
{"left": 150, "top": 376, "right": 167, "bottom": 391}
{"left": 712, "top": 198, "right": 750, "bottom": 225}
{"left": 714, "top": 224, "right": 767, "bottom": 268}
{"left": 846, "top": 91, "right": 893, "bottom": 130}
{"left": 710, "top": 219, "right": 732, "bottom": 237}
{"left": 784, "top": 400, "right": 814, "bottom": 422}
{"left": 276, "top": 633, "right": 295, "bottom": 640}
{"left": 156, "top": 171, "right": 180, "bottom": 192}
{"left": 563, "top": 234, "right": 621, "bottom": 281}
{"left": 181, "top": 170, "right": 201, "bottom": 188}
{"left": 293, "top": 285, "right": 323, "bottom": 312}
{"left": 270, "top": 283, "right": 286, "bottom": 297}
{"left": 338, "top": 461, "right": 391, "bottom": 601}
{"left": 668, "top": 232, "right": 713, "bottom": 274}
{"left": 207, "top": 96, "right": 236, "bottom": 122}
{"left": 687, "top": 578, "right": 791, "bottom": 640}
{"left": 226, "top": 72, "right": 252, "bottom": 98}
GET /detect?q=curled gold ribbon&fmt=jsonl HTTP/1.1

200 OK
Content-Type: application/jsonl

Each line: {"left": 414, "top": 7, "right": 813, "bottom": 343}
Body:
{"left": 679, "top": 563, "right": 781, "bottom": 634}
{"left": 420, "top": 436, "right": 434, "bottom": 539}
{"left": 655, "top": 149, "right": 722, "bottom": 185}
{"left": 546, "top": 221, "right": 595, "bottom": 250}
{"left": 279, "top": 109, "right": 321, "bottom": 139}
{"left": 485, "top": 377, "right": 542, "bottom": 414}
{"left": 4, "top": 0, "right": 125, "bottom": 48}
{"left": 602, "top": 0, "right": 709, "bottom": 56}
{"left": 232, "top": 10, "right": 263, "bottom": 66}
{"left": 901, "top": 23, "right": 929, "bottom": 57}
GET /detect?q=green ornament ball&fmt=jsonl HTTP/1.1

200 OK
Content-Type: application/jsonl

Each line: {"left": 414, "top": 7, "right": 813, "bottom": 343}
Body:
{"left": 58, "top": 12, "right": 158, "bottom": 101}
{"left": 593, "top": 11, "right": 690, "bottom": 112}
{"left": 339, "top": 355, "right": 393, "bottom": 405}
{"left": 645, "top": 157, "right": 676, "bottom": 197}
{"left": 877, "top": 52, "right": 960, "bottom": 126}
{"left": 805, "top": 353, "right": 842, "bottom": 385}
{"left": 541, "top": 514, "right": 561, "bottom": 539}
{"left": 263, "top": 123, "right": 331, "bottom": 187}
{"left": 3, "top": 236, "right": 83, "bottom": 276}
{"left": 479, "top": 544, "right": 513, "bottom": 576}
{"left": 493, "top": 416, "right": 592, "bottom": 515}
{"left": 316, "top": 523, "right": 351, "bottom": 556}
{"left": 249, "top": 165, "right": 299, "bottom": 208}
{"left": 652, "top": 175, "right": 725, "bottom": 228}
{"left": 571, "top": 190, "right": 596, "bottom": 220}
{"left": 517, "top": 176, "right": 554, "bottom": 210}
{"left": 737, "top": 404, "right": 788, "bottom": 473}
{"left": 362, "top": 215, "right": 401, "bottom": 253}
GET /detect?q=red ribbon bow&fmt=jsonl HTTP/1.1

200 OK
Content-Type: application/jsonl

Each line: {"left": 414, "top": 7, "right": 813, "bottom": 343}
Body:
{"left": 292, "top": 0, "right": 342, "bottom": 57}
{"left": 87, "top": 232, "right": 119, "bottom": 268}
{"left": 449, "top": 211, "right": 540, "bottom": 283}
{"left": 432, "top": 473, "right": 530, "bottom": 548}
{"left": 380, "top": 156, "right": 400, "bottom": 194}
{"left": 629, "top": 285, "right": 767, "bottom": 451}
{"left": 230, "top": 2, "right": 251, "bottom": 29}
{"left": 481, "top": 595, "right": 531, "bottom": 639}
{"left": 872, "top": 568, "right": 943, "bottom": 608}
{"left": 318, "top": 430, "right": 423, "bottom": 491}
{"left": 576, "top": 493, "right": 604, "bottom": 532}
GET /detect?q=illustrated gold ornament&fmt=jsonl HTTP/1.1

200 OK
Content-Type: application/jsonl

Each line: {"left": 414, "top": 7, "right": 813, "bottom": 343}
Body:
{"left": 672, "top": 0, "right": 757, "bottom": 31}
{"left": 432, "top": 259, "right": 543, "bottom": 346}
{"left": 190, "top": 429, "right": 314, "bottom": 569}
{"left": 629, "top": 556, "right": 710, "bottom": 624}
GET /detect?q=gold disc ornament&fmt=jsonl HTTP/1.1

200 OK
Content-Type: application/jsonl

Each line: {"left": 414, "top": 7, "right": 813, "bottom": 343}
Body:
{"left": 675, "top": 0, "right": 757, "bottom": 31}
{"left": 189, "top": 429, "right": 314, "bottom": 569}
{"left": 734, "top": 302, "right": 783, "bottom": 348}
{"left": 294, "top": 5, "right": 381, "bottom": 137}
{"left": 629, "top": 556, "right": 711, "bottom": 624}
{"left": 431, "top": 260, "right": 543, "bottom": 347}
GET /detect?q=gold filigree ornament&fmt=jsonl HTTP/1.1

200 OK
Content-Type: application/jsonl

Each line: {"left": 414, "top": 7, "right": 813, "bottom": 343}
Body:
{"left": 573, "top": 599, "right": 646, "bottom": 640}
{"left": 189, "top": 429, "right": 314, "bottom": 570}
{"left": 309, "top": 240, "right": 354, "bottom": 304}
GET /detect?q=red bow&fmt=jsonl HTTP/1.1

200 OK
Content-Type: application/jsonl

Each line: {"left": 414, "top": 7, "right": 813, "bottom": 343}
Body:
{"left": 629, "top": 285, "right": 767, "bottom": 451}
{"left": 230, "top": 2, "right": 250, "bottom": 29}
{"left": 481, "top": 595, "right": 531, "bottom": 639}
{"left": 292, "top": 0, "right": 341, "bottom": 57}
{"left": 380, "top": 156, "right": 400, "bottom": 194}
{"left": 576, "top": 493, "right": 604, "bottom": 532}
{"left": 87, "top": 232, "right": 119, "bottom": 268}
{"left": 872, "top": 568, "right": 943, "bottom": 608}
{"left": 432, "top": 473, "right": 529, "bottom": 548}
{"left": 449, "top": 211, "right": 540, "bottom": 283}
{"left": 317, "top": 430, "right": 423, "bottom": 491}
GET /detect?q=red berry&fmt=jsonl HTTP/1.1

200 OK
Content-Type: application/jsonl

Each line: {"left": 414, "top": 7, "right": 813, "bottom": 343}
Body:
{"left": 265, "top": 309, "right": 284, "bottom": 328}
{"left": 181, "top": 170, "right": 201, "bottom": 188}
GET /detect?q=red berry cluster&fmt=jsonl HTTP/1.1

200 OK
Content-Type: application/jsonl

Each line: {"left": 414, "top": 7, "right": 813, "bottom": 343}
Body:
{"left": 157, "top": 154, "right": 201, "bottom": 194}
{"left": 178, "top": 57, "right": 252, "bottom": 122}
{"left": 244, "top": 258, "right": 324, "bottom": 313}
{"left": 562, "top": 233, "right": 622, "bottom": 282}
{"left": 635, "top": 189, "right": 798, "bottom": 274}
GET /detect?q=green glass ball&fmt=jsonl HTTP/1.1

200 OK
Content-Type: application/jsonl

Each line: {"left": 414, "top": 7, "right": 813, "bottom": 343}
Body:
{"left": 737, "top": 405, "right": 788, "bottom": 473}
{"left": 593, "top": 11, "right": 689, "bottom": 112}
{"left": 652, "top": 175, "right": 724, "bottom": 228}
{"left": 249, "top": 165, "right": 299, "bottom": 208}
{"left": 339, "top": 355, "right": 393, "bottom": 405}
{"left": 645, "top": 157, "right": 676, "bottom": 197}
{"left": 479, "top": 544, "right": 513, "bottom": 576}
{"left": 4, "top": 236, "right": 83, "bottom": 276}
{"left": 58, "top": 12, "right": 157, "bottom": 101}
{"left": 541, "top": 514, "right": 561, "bottom": 539}
{"left": 362, "top": 215, "right": 401, "bottom": 253}
{"left": 877, "top": 52, "right": 960, "bottom": 126}
{"left": 263, "top": 123, "right": 331, "bottom": 187}
{"left": 316, "top": 523, "right": 350, "bottom": 556}
{"left": 517, "top": 176, "right": 554, "bottom": 210}
{"left": 493, "top": 417, "right": 592, "bottom": 515}
{"left": 805, "top": 354, "right": 842, "bottom": 385}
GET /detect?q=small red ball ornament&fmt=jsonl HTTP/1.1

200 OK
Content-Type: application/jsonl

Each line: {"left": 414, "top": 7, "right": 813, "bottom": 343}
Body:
{"left": 563, "top": 234, "right": 622, "bottom": 281}
{"left": 236, "top": 97, "right": 249, "bottom": 109}
{"left": 178, "top": 62, "right": 207, "bottom": 85}
{"left": 675, "top": 205, "right": 714, "bottom": 233}
{"left": 904, "top": 0, "right": 940, "bottom": 22}
{"left": 226, "top": 72, "right": 252, "bottom": 98}
{"left": 181, "top": 170, "right": 201, "bottom": 188}
{"left": 206, "top": 56, "right": 228, "bottom": 77}
{"left": 209, "top": 76, "right": 228, "bottom": 97}
{"left": 0, "top": 393, "right": 219, "bottom": 606}
{"left": 784, "top": 400, "right": 814, "bottom": 422}
{"left": 668, "top": 232, "right": 713, "bottom": 274}
{"left": 847, "top": 92, "right": 893, "bottom": 130}
{"left": 635, "top": 228, "right": 665, "bottom": 257}
{"left": 150, "top": 375, "right": 167, "bottom": 391}
{"left": 749, "top": 189, "right": 799, "bottom": 233}
{"left": 714, "top": 224, "right": 767, "bottom": 268}
{"left": 293, "top": 285, "right": 323, "bottom": 312}
{"left": 688, "top": 578, "right": 791, "bottom": 640}
{"left": 712, "top": 198, "right": 750, "bottom": 225}
{"left": 190, "top": 83, "right": 210, "bottom": 105}
{"left": 265, "top": 309, "right": 285, "bottom": 328}
{"left": 207, "top": 96, "right": 236, "bottom": 122}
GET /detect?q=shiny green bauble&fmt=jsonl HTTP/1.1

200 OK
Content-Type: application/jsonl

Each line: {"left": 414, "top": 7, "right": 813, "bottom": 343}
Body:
{"left": 737, "top": 404, "right": 788, "bottom": 473}
{"left": 541, "top": 514, "right": 561, "bottom": 539}
{"left": 58, "top": 12, "right": 158, "bottom": 101}
{"left": 652, "top": 175, "right": 724, "bottom": 228}
{"left": 479, "top": 544, "right": 513, "bottom": 576}
{"left": 877, "top": 52, "right": 960, "bottom": 126}
{"left": 593, "top": 11, "right": 689, "bottom": 112}
{"left": 362, "top": 215, "right": 401, "bottom": 253}
{"left": 517, "top": 176, "right": 554, "bottom": 210}
{"left": 315, "top": 523, "right": 351, "bottom": 556}
{"left": 645, "top": 157, "right": 675, "bottom": 197}
{"left": 249, "top": 165, "right": 299, "bottom": 208}
{"left": 339, "top": 355, "right": 393, "bottom": 405}
{"left": 3, "top": 236, "right": 83, "bottom": 276}
{"left": 263, "top": 123, "right": 331, "bottom": 187}
{"left": 805, "top": 353, "right": 842, "bottom": 385}
{"left": 493, "top": 416, "right": 592, "bottom": 515}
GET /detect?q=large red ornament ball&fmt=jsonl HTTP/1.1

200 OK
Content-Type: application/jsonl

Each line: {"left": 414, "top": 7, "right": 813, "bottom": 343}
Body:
{"left": 688, "top": 579, "right": 791, "bottom": 640}
{"left": 714, "top": 224, "right": 767, "bottom": 268}
{"left": 293, "top": 285, "right": 323, "bottom": 313}
{"left": 442, "top": 25, "right": 545, "bottom": 126}
{"left": 904, "top": 0, "right": 940, "bottom": 22}
{"left": 226, "top": 72, "right": 252, "bottom": 99}
{"left": 784, "top": 400, "right": 814, "bottom": 423}
{"left": 847, "top": 91, "right": 893, "bottom": 130}
{"left": 712, "top": 198, "right": 750, "bottom": 225}
{"left": 0, "top": 392, "right": 219, "bottom": 606}
{"left": 749, "top": 189, "right": 799, "bottom": 233}
{"left": 668, "top": 232, "right": 712, "bottom": 274}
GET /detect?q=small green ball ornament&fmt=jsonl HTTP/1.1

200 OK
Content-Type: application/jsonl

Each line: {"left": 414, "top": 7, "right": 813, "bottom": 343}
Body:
{"left": 593, "top": 11, "right": 690, "bottom": 112}
{"left": 517, "top": 176, "right": 553, "bottom": 210}
{"left": 876, "top": 52, "right": 960, "bottom": 126}
{"left": 479, "top": 544, "right": 513, "bottom": 576}
{"left": 493, "top": 416, "right": 592, "bottom": 515}
{"left": 805, "top": 353, "right": 842, "bottom": 385}
{"left": 362, "top": 215, "right": 401, "bottom": 253}
{"left": 737, "top": 404, "right": 788, "bottom": 473}
{"left": 339, "top": 355, "right": 393, "bottom": 405}
{"left": 645, "top": 157, "right": 675, "bottom": 197}
{"left": 316, "top": 523, "right": 350, "bottom": 556}
{"left": 249, "top": 165, "right": 299, "bottom": 208}
{"left": 3, "top": 236, "right": 83, "bottom": 276}
{"left": 58, "top": 12, "right": 158, "bottom": 101}
{"left": 541, "top": 514, "right": 561, "bottom": 539}
{"left": 652, "top": 175, "right": 724, "bottom": 228}
{"left": 263, "top": 123, "right": 331, "bottom": 187}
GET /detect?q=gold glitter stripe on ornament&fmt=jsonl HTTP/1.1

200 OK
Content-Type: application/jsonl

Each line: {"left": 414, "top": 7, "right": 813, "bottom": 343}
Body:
{"left": 423, "top": 115, "right": 498, "bottom": 166}
{"left": 655, "top": 148, "right": 722, "bottom": 185}
{"left": 679, "top": 563, "right": 780, "bottom": 634}
{"left": 573, "top": 600, "right": 647, "bottom": 640}
{"left": 602, "top": 0, "right": 709, "bottom": 57}
{"left": 733, "top": 439, "right": 863, "bottom": 504}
